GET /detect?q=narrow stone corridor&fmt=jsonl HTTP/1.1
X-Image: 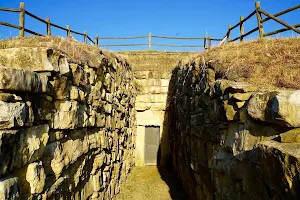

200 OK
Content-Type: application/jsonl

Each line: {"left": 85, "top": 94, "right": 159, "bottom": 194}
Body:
{"left": 115, "top": 166, "right": 188, "bottom": 200}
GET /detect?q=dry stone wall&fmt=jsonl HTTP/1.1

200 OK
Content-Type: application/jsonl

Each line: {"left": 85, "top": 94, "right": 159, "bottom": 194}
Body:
{"left": 167, "top": 58, "right": 300, "bottom": 200}
{"left": 134, "top": 71, "right": 170, "bottom": 166}
{"left": 0, "top": 47, "right": 136, "bottom": 199}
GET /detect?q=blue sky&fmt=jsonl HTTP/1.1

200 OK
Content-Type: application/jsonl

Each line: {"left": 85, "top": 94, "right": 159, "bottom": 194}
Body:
{"left": 0, "top": 0, "right": 299, "bottom": 51}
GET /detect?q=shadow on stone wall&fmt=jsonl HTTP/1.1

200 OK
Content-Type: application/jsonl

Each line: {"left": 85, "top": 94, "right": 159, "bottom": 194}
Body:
{"left": 163, "top": 61, "right": 300, "bottom": 200}
{"left": 156, "top": 68, "right": 189, "bottom": 200}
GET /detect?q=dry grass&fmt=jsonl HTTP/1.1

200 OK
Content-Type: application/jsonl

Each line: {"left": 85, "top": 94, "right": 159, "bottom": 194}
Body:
{"left": 120, "top": 51, "right": 196, "bottom": 72}
{"left": 2, "top": 36, "right": 299, "bottom": 90}
{"left": 0, "top": 36, "right": 128, "bottom": 67}
{"left": 185, "top": 37, "right": 300, "bottom": 90}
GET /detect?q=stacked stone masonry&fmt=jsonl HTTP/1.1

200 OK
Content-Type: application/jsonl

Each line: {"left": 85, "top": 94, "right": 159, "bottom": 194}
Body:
{"left": 167, "top": 57, "right": 300, "bottom": 200}
{"left": 0, "top": 47, "right": 136, "bottom": 199}
{"left": 134, "top": 71, "right": 170, "bottom": 166}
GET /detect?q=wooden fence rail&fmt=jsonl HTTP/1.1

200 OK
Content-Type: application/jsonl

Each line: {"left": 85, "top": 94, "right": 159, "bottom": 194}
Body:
{"left": 0, "top": 1, "right": 299, "bottom": 50}
{"left": 219, "top": 1, "right": 300, "bottom": 46}
{"left": 0, "top": 2, "right": 221, "bottom": 50}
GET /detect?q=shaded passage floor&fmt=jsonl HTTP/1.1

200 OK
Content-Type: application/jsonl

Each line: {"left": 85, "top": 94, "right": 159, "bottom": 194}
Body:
{"left": 116, "top": 166, "right": 188, "bottom": 200}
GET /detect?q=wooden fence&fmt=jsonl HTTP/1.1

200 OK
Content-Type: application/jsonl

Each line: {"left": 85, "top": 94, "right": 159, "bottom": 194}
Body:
{"left": 219, "top": 2, "right": 300, "bottom": 45}
{"left": 98, "top": 34, "right": 222, "bottom": 50}
{"left": 0, "top": 2, "right": 299, "bottom": 50}
{"left": 0, "top": 2, "right": 97, "bottom": 45}
{"left": 0, "top": 2, "right": 221, "bottom": 50}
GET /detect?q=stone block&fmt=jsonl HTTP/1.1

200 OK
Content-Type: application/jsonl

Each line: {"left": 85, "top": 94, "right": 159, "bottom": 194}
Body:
{"left": 226, "top": 80, "right": 258, "bottom": 93}
{"left": 0, "top": 130, "right": 18, "bottom": 175}
{"left": 52, "top": 101, "right": 79, "bottom": 129}
{"left": 0, "top": 125, "right": 49, "bottom": 175}
{"left": 135, "top": 102, "right": 151, "bottom": 111}
{"left": 48, "top": 130, "right": 66, "bottom": 142}
{"left": 150, "top": 94, "right": 167, "bottom": 103}
{"left": 151, "top": 103, "right": 166, "bottom": 111}
{"left": 0, "top": 175, "right": 20, "bottom": 200}
{"left": 161, "top": 79, "right": 169, "bottom": 87}
{"left": 14, "top": 125, "right": 49, "bottom": 168}
{"left": 136, "top": 94, "right": 150, "bottom": 103}
{"left": 0, "top": 66, "right": 48, "bottom": 93}
{"left": 70, "top": 63, "right": 87, "bottom": 87}
{"left": 257, "top": 141, "right": 300, "bottom": 199}
{"left": 279, "top": 128, "right": 300, "bottom": 143}
{"left": 104, "top": 103, "right": 112, "bottom": 114}
{"left": 78, "top": 104, "right": 88, "bottom": 127}
{"left": 230, "top": 92, "right": 253, "bottom": 101}
{"left": 86, "top": 67, "right": 96, "bottom": 85}
{"left": 0, "top": 101, "right": 27, "bottom": 129}
{"left": 70, "top": 86, "right": 80, "bottom": 100}
{"left": 0, "top": 48, "right": 68, "bottom": 73}
{"left": 0, "top": 93, "right": 22, "bottom": 102}
{"left": 105, "top": 115, "right": 112, "bottom": 129}
{"left": 134, "top": 71, "right": 149, "bottom": 79}
{"left": 32, "top": 95, "right": 53, "bottom": 121}
{"left": 249, "top": 90, "right": 300, "bottom": 127}
{"left": 87, "top": 109, "right": 96, "bottom": 127}
{"left": 105, "top": 93, "right": 113, "bottom": 103}
{"left": 52, "top": 76, "right": 70, "bottom": 100}
{"left": 223, "top": 100, "right": 238, "bottom": 121}
{"left": 95, "top": 112, "right": 105, "bottom": 127}
{"left": 236, "top": 101, "right": 246, "bottom": 109}
{"left": 247, "top": 92, "right": 271, "bottom": 121}
{"left": 135, "top": 79, "right": 148, "bottom": 87}
{"left": 267, "top": 90, "right": 300, "bottom": 127}
{"left": 104, "top": 73, "right": 112, "bottom": 92}
{"left": 142, "top": 86, "right": 169, "bottom": 94}
{"left": 43, "top": 129, "right": 101, "bottom": 177}
{"left": 26, "top": 162, "right": 46, "bottom": 194}
{"left": 224, "top": 121, "right": 279, "bottom": 159}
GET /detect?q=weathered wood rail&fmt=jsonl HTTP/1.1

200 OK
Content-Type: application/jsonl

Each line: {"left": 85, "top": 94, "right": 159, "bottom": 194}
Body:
{"left": 0, "top": 2, "right": 97, "bottom": 45}
{"left": 0, "top": 1, "right": 299, "bottom": 50}
{"left": 220, "top": 2, "right": 300, "bottom": 45}
{"left": 0, "top": 2, "right": 220, "bottom": 50}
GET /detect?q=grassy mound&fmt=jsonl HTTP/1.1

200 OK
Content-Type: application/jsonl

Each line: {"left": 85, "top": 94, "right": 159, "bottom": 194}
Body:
{"left": 120, "top": 51, "right": 196, "bottom": 72}
{"left": 0, "top": 36, "right": 128, "bottom": 67}
{"left": 187, "top": 37, "right": 300, "bottom": 89}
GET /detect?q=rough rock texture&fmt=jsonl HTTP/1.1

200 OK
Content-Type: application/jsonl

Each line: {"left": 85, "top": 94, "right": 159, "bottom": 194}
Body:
{"left": 0, "top": 47, "right": 136, "bottom": 199}
{"left": 167, "top": 58, "right": 300, "bottom": 200}
{"left": 133, "top": 71, "right": 170, "bottom": 166}
{"left": 0, "top": 175, "right": 20, "bottom": 200}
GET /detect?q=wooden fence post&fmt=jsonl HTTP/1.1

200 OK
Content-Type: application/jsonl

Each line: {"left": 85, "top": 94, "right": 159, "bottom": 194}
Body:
{"left": 255, "top": 1, "right": 264, "bottom": 38}
{"left": 204, "top": 35, "right": 207, "bottom": 50}
{"left": 227, "top": 25, "right": 231, "bottom": 42}
{"left": 46, "top": 17, "right": 51, "bottom": 36}
{"left": 95, "top": 34, "right": 99, "bottom": 47}
{"left": 66, "top": 25, "right": 70, "bottom": 39}
{"left": 240, "top": 16, "right": 244, "bottom": 41}
{"left": 84, "top": 31, "right": 87, "bottom": 43}
{"left": 208, "top": 37, "right": 211, "bottom": 49}
{"left": 19, "top": 2, "right": 25, "bottom": 37}
{"left": 148, "top": 32, "right": 152, "bottom": 50}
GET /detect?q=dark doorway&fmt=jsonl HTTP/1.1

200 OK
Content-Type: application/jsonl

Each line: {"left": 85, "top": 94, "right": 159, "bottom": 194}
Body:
{"left": 144, "top": 126, "right": 160, "bottom": 165}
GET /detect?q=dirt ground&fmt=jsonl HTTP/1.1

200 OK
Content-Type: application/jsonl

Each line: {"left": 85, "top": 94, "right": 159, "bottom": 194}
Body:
{"left": 115, "top": 166, "right": 188, "bottom": 200}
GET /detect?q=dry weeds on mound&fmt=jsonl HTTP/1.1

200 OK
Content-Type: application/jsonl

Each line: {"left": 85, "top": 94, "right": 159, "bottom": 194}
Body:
{"left": 196, "top": 37, "right": 300, "bottom": 90}
{"left": 0, "top": 36, "right": 128, "bottom": 66}
{"left": 2, "top": 36, "right": 300, "bottom": 90}
{"left": 121, "top": 51, "right": 196, "bottom": 72}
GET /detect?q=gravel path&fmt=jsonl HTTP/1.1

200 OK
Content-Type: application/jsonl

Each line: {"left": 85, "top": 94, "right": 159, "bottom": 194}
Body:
{"left": 115, "top": 166, "right": 188, "bottom": 200}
